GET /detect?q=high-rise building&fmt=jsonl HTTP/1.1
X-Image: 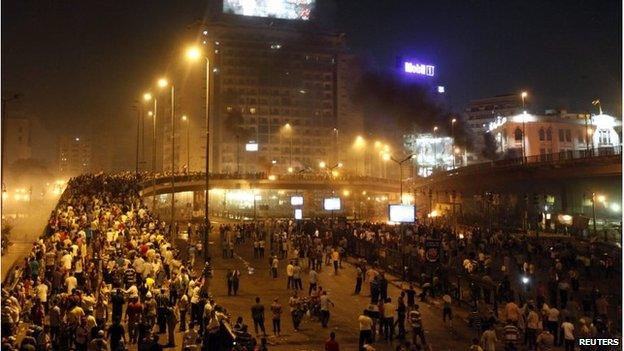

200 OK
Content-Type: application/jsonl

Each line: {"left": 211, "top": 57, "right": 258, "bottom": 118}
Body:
{"left": 4, "top": 118, "right": 32, "bottom": 166}
{"left": 465, "top": 94, "right": 524, "bottom": 136}
{"left": 178, "top": 4, "right": 363, "bottom": 174}
{"left": 57, "top": 135, "right": 91, "bottom": 176}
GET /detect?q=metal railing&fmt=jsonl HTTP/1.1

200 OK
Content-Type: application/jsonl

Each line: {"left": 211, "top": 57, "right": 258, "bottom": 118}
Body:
{"left": 431, "top": 146, "right": 621, "bottom": 181}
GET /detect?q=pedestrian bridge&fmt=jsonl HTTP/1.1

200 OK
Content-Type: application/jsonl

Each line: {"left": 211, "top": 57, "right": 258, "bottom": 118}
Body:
{"left": 139, "top": 173, "right": 402, "bottom": 197}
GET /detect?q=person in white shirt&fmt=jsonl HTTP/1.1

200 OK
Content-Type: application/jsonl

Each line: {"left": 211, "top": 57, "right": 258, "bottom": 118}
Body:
{"left": 286, "top": 262, "right": 294, "bottom": 289}
{"left": 319, "top": 291, "right": 334, "bottom": 328}
{"left": 65, "top": 273, "right": 78, "bottom": 294}
{"left": 35, "top": 279, "right": 49, "bottom": 309}
{"left": 358, "top": 313, "right": 373, "bottom": 349}
{"left": 383, "top": 297, "right": 397, "bottom": 341}
{"left": 561, "top": 317, "right": 575, "bottom": 351}
{"left": 546, "top": 306, "right": 560, "bottom": 345}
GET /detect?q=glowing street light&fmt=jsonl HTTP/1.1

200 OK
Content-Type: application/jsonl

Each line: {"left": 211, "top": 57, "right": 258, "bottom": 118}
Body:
{"left": 287, "top": 167, "right": 293, "bottom": 173}
{"left": 143, "top": 92, "right": 152, "bottom": 101}
{"left": 157, "top": 78, "right": 169, "bottom": 88}
{"left": 185, "top": 46, "right": 202, "bottom": 61}
{"left": 319, "top": 161, "right": 327, "bottom": 169}
{"left": 597, "top": 194, "right": 606, "bottom": 203}
{"left": 610, "top": 203, "right": 621, "bottom": 212}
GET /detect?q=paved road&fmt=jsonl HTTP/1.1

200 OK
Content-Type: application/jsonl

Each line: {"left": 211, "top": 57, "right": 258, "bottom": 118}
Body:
{"left": 205, "top": 235, "right": 475, "bottom": 351}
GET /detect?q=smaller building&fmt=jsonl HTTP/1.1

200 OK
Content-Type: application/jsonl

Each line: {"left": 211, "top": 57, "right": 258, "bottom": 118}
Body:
{"left": 58, "top": 136, "right": 91, "bottom": 176}
{"left": 487, "top": 112, "right": 620, "bottom": 159}
{"left": 3, "top": 118, "right": 32, "bottom": 166}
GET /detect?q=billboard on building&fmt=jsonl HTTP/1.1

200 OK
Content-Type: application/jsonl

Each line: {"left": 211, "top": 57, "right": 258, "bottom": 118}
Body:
{"left": 323, "top": 197, "right": 341, "bottom": 211}
{"left": 223, "top": 0, "right": 314, "bottom": 20}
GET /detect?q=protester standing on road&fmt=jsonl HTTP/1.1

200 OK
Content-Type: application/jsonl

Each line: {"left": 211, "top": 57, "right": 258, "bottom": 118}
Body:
{"left": 358, "top": 311, "right": 374, "bottom": 350}
{"left": 271, "top": 298, "right": 282, "bottom": 337}
{"left": 325, "top": 331, "right": 340, "bottom": 351}
{"left": 409, "top": 304, "right": 426, "bottom": 347}
{"left": 320, "top": 291, "right": 335, "bottom": 328}
{"left": 309, "top": 267, "right": 318, "bottom": 295}
{"left": 251, "top": 296, "right": 267, "bottom": 336}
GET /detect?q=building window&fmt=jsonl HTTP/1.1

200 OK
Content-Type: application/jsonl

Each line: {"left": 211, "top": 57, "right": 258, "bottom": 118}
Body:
{"left": 558, "top": 129, "right": 564, "bottom": 142}
{"left": 565, "top": 129, "right": 571, "bottom": 142}
{"left": 546, "top": 128, "right": 552, "bottom": 141}
{"left": 514, "top": 128, "right": 523, "bottom": 141}
{"left": 539, "top": 128, "right": 545, "bottom": 141}
{"left": 598, "top": 129, "right": 611, "bottom": 145}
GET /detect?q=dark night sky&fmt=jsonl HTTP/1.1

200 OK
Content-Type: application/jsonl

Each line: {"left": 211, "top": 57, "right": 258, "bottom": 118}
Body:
{"left": 2, "top": 0, "right": 621, "bottom": 166}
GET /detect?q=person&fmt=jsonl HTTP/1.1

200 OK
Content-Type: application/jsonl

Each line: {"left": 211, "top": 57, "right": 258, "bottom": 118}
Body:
{"left": 358, "top": 312, "right": 373, "bottom": 350}
{"left": 502, "top": 320, "right": 519, "bottom": 351}
{"left": 354, "top": 265, "right": 363, "bottom": 295}
{"left": 442, "top": 294, "right": 453, "bottom": 328}
{"left": 251, "top": 296, "right": 267, "bottom": 336}
{"left": 271, "top": 298, "right": 282, "bottom": 336}
{"left": 232, "top": 269, "right": 240, "bottom": 296}
{"left": 561, "top": 317, "right": 575, "bottom": 351}
{"left": 408, "top": 304, "right": 426, "bottom": 346}
{"left": 107, "top": 317, "right": 125, "bottom": 351}
{"left": 309, "top": 267, "right": 318, "bottom": 295}
{"left": 536, "top": 328, "right": 554, "bottom": 351}
{"left": 289, "top": 291, "right": 302, "bottom": 331}
{"left": 320, "top": 291, "right": 335, "bottom": 328}
{"left": 293, "top": 263, "right": 303, "bottom": 290}
{"left": 480, "top": 324, "right": 498, "bottom": 351}
{"left": 470, "top": 337, "right": 484, "bottom": 351}
{"left": 383, "top": 297, "right": 396, "bottom": 341}
{"left": 165, "top": 305, "right": 177, "bottom": 347}
{"left": 178, "top": 294, "right": 189, "bottom": 332}
{"left": 271, "top": 256, "right": 279, "bottom": 279}
{"left": 286, "top": 261, "right": 294, "bottom": 289}
{"left": 525, "top": 305, "right": 540, "bottom": 349}
{"left": 545, "top": 305, "right": 559, "bottom": 346}
{"left": 325, "top": 331, "right": 339, "bottom": 351}
{"left": 88, "top": 329, "right": 109, "bottom": 351}
{"left": 227, "top": 270, "right": 234, "bottom": 296}
{"left": 331, "top": 248, "right": 340, "bottom": 275}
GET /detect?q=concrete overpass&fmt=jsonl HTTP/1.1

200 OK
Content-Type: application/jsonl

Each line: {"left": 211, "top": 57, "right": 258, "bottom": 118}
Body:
{"left": 140, "top": 173, "right": 401, "bottom": 197}
{"left": 410, "top": 148, "right": 622, "bottom": 231}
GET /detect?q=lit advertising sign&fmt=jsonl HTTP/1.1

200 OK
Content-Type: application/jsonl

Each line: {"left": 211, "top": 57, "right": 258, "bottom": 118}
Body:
{"left": 290, "top": 196, "right": 303, "bottom": 206}
{"left": 323, "top": 197, "right": 341, "bottom": 211}
{"left": 294, "top": 208, "right": 303, "bottom": 220}
{"left": 388, "top": 204, "right": 416, "bottom": 223}
{"left": 404, "top": 61, "right": 435, "bottom": 76}
{"left": 223, "top": 0, "right": 314, "bottom": 20}
{"left": 245, "top": 142, "right": 259, "bottom": 152}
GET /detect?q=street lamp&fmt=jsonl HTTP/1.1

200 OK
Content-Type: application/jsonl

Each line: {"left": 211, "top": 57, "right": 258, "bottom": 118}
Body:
{"left": 185, "top": 44, "right": 212, "bottom": 260}
{"left": 319, "top": 161, "right": 327, "bottom": 169}
{"left": 143, "top": 92, "right": 157, "bottom": 210}
{"left": 182, "top": 115, "right": 190, "bottom": 173}
{"left": 157, "top": 77, "right": 176, "bottom": 234}
{"left": 390, "top": 154, "right": 416, "bottom": 203}
{"left": 353, "top": 135, "right": 366, "bottom": 176}
{"left": 521, "top": 91, "right": 528, "bottom": 162}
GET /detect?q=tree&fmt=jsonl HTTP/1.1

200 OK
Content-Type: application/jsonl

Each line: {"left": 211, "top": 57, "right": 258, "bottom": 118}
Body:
{"left": 481, "top": 132, "right": 499, "bottom": 160}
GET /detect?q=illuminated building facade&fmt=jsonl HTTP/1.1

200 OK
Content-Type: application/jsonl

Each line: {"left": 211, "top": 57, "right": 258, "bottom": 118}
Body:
{"left": 466, "top": 94, "right": 524, "bottom": 135}
{"left": 177, "top": 1, "right": 362, "bottom": 175}
{"left": 404, "top": 133, "right": 455, "bottom": 177}
{"left": 487, "top": 112, "right": 621, "bottom": 159}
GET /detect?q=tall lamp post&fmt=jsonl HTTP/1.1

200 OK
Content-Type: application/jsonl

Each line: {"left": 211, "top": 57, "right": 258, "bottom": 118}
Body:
{"left": 353, "top": 135, "right": 366, "bottom": 176}
{"left": 143, "top": 93, "right": 157, "bottom": 211}
{"left": 451, "top": 118, "right": 457, "bottom": 168}
{"left": 182, "top": 116, "right": 190, "bottom": 173}
{"left": 186, "top": 45, "right": 212, "bottom": 260}
{"left": 390, "top": 154, "right": 416, "bottom": 203}
{"left": 157, "top": 78, "right": 176, "bottom": 234}
{"left": 521, "top": 91, "right": 528, "bottom": 162}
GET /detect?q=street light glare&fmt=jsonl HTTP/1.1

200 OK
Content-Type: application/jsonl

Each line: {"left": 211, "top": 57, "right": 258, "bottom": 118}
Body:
{"left": 181, "top": 115, "right": 188, "bottom": 121}
{"left": 157, "top": 78, "right": 169, "bottom": 88}
{"left": 148, "top": 111, "right": 153, "bottom": 117}
{"left": 185, "top": 46, "right": 202, "bottom": 61}
{"left": 597, "top": 194, "right": 606, "bottom": 203}
{"left": 143, "top": 93, "right": 152, "bottom": 101}
{"left": 319, "top": 161, "right": 326, "bottom": 169}
{"left": 451, "top": 118, "right": 457, "bottom": 124}
{"left": 521, "top": 91, "right": 528, "bottom": 98}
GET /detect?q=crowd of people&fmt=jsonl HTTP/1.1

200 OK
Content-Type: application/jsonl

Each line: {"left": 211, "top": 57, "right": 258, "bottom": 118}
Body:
{"left": 0, "top": 173, "right": 267, "bottom": 351}
{"left": 1, "top": 172, "right": 621, "bottom": 351}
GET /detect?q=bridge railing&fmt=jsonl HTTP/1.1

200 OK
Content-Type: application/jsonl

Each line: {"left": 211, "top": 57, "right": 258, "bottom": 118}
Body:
{"left": 434, "top": 145, "right": 621, "bottom": 180}
{"left": 140, "top": 171, "right": 399, "bottom": 190}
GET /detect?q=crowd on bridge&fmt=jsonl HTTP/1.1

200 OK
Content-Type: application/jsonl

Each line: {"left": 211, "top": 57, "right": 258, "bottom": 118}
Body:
{"left": 0, "top": 173, "right": 269, "bottom": 351}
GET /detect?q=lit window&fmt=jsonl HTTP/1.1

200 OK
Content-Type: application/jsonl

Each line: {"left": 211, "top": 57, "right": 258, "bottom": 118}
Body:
{"left": 514, "top": 128, "right": 523, "bottom": 141}
{"left": 539, "top": 128, "right": 545, "bottom": 141}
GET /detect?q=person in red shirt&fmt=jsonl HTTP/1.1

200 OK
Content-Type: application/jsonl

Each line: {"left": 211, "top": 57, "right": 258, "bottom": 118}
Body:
{"left": 325, "top": 331, "right": 339, "bottom": 351}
